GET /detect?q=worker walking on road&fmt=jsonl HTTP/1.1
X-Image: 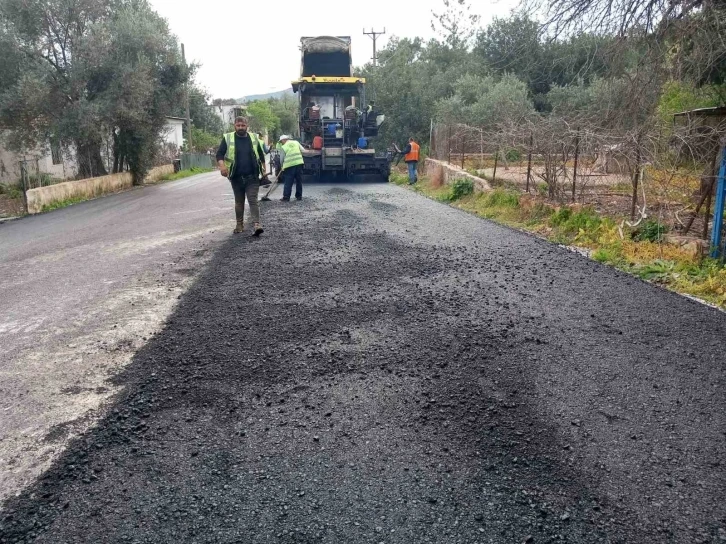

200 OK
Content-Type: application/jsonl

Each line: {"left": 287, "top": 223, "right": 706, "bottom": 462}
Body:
{"left": 216, "top": 116, "right": 266, "bottom": 235}
{"left": 402, "top": 137, "right": 420, "bottom": 184}
{"left": 278, "top": 135, "right": 305, "bottom": 201}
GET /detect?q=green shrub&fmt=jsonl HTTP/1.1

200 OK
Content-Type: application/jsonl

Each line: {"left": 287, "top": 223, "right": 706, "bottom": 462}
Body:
{"left": 550, "top": 207, "right": 572, "bottom": 226}
{"left": 632, "top": 219, "right": 668, "bottom": 243}
{"left": 592, "top": 247, "right": 621, "bottom": 263}
{"left": 0, "top": 184, "right": 22, "bottom": 199}
{"left": 505, "top": 148, "right": 522, "bottom": 162}
{"left": 448, "top": 178, "right": 475, "bottom": 201}
{"left": 565, "top": 209, "right": 602, "bottom": 233}
{"left": 550, "top": 207, "right": 600, "bottom": 231}
{"left": 484, "top": 189, "right": 519, "bottom": 208}
{"left": 635, "top": 260, "right": 675, "bottom": 281}
{"left": 530, "top": 202, "right": 554, "bottom": 220}
{"left": 389, "top": 171, "right": 408, "bottom": 186}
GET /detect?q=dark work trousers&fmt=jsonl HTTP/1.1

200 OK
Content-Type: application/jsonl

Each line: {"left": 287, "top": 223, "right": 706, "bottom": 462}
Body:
{"left": 282, "top": 165, "right": 303, "bottom": 199}
{"left": 230, "top": 175, "right": 261, "bottom": 225}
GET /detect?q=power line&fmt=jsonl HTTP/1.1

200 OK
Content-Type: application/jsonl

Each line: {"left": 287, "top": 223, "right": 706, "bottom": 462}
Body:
{"left": 363, "top": 28, "right": 386, "bottom": 67}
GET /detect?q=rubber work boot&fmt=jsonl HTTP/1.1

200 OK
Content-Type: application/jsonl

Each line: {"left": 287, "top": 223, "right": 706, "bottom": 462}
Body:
{"left": 233, "top": 220, "right": 244, "bottom": 234}
{"left": 252, "top": 223, "right": 264, "bottom": 237}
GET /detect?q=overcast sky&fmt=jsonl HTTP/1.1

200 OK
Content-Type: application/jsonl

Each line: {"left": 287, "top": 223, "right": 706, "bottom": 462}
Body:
{"left": 149, "top": 0, "right": 518, "bottom": 100}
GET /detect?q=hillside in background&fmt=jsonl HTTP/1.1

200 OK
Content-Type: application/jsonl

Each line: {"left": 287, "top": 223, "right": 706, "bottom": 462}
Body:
{"left": 240, "top": 89, "right": 294, "bottom": 102}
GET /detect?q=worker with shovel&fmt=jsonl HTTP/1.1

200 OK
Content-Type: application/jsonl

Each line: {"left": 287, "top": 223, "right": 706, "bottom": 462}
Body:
{"left": 216, "top": 116, "right": 267, "bottom": 236}
{"left": 278, "top": 135, "right": 305, "bottom": 202}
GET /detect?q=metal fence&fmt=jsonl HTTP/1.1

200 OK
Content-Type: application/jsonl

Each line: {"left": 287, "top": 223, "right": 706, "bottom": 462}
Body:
{"left": 428, "top": 118, "right": 726, "bottom": 252}
{"left": 180, "top": 153, "right": 215, "bottom": 171}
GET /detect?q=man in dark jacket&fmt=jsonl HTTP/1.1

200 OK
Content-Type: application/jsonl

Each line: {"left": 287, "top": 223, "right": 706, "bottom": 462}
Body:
{"left": 216, "top": 116, "right": 266, "bottom": 235}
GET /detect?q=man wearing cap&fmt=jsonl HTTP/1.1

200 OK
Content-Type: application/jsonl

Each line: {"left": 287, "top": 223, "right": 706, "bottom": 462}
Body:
{"left": 216, "top": 116, "right": 266, "bottom": 235}
{"left": 278, "top": 135, "right": 306, "bottom": 202}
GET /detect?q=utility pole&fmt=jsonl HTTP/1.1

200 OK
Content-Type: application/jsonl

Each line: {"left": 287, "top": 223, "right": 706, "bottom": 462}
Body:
{"left": 363, "top": 28, "right": 386, "bottom": 66}
{"left": 181, "top": 43, "right": 193, "bottom": 152}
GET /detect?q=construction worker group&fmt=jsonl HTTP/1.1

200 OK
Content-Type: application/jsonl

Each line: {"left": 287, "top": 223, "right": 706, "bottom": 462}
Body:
{"left": 217, "top": 115, "right": 420, "bottom": 236}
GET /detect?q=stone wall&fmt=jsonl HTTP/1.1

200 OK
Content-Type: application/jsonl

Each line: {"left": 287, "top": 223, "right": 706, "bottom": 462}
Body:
{"left": 25, "top": 165, "right": 174, "bottom": 214}
{"left": 424, "top": 158, "right": 491, "bottom": 192}
{"left": 145, "top": 164, "right": 174, "bottom": 184}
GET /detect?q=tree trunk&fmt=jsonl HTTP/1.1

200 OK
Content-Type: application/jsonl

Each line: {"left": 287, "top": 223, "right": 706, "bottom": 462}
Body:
{"left": 630, "top": 139, "right": 642, "bottom": 221}
{"left": 112, "top": 131, "right": 120, "bottom": 174}
{"left": 75, "top": 139, "right": 108, "bottom": 179}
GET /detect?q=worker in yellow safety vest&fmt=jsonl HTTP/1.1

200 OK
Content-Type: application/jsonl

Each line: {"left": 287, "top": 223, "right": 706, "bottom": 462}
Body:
{"left": 278, "top": 135, "right": 305, "bottom": 201}
{"left": 216, "top": 116, "right": 266, "bottom": 235}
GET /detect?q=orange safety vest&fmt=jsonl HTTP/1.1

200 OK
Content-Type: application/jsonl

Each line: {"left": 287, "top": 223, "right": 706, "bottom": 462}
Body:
{"left": 404, "top": 141, "right": 420, "bottom": 162}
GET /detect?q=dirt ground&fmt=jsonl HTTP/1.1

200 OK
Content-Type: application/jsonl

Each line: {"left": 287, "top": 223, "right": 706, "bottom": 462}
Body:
{"left": 0, "top": 194, "right": 24, "bottom": 218}
{"left": 475, "top": 164, "right": 710, "bottom": 236}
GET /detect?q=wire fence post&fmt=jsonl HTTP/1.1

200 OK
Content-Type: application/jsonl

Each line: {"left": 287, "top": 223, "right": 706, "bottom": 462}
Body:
{"left": 710, "top": 146, "right": 726, "bottom": 258}
{"left": 630, "top": 135, "right": 642, "bottom": 221}
{"left": 19, "top": 161, "right": 28, "bottom": 214}
{"left": 461, "top": 132, "right": 465, "bottom": 169}
{"left": 572, "top": 129, "right": 580, "bottom": 202}
{"left": 429, "top": 119, "right": 434, "bottom": 159}
{"left": 447, "top": 125, "right": 451, "bottom": 164}
{"left": 492, "top": 149, "right": 498, "bottom": 183}
{"left": 526, "top": 132, "right": 533, "bottom": 193}
{"left": 703, "top": 182, "right": 713, "bottom": 241}
{"left": 479, "top": 129, "right": 483, "bottom": 167}
{"left": 430, "top": 120, "right": 436, "bottom": 160}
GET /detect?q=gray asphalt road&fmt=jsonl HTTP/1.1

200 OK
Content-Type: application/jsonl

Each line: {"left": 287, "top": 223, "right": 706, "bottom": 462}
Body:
{"left": 1, "top": 179, "right": 725, "bottom": 543}
{"left": 0, "top": 172, "right": 245, "bottom": 500}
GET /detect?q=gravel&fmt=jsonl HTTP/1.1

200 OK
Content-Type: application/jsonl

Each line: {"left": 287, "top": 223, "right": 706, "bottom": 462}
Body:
{"left": 1, "top": 183, "right": 725, "bottom": 543}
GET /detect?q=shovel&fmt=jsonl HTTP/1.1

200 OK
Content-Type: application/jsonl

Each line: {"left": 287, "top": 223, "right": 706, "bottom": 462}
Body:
{"left": 260, "top": 172, "right": 281, "bottom": 201}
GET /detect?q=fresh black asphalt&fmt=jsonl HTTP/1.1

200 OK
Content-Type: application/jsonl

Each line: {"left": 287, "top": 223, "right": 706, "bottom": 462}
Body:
{"left": 1, "top": 183, "right": 725, "bottom": 543}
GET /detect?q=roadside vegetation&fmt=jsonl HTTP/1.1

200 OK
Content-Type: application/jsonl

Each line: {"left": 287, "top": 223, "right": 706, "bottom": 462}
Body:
{"left": 40, "top": 197, "right": 88, "bottom": 213}
{"left": 391, "top": 169, "right": 726, "bottom": 308}
{"left": 369, "top": 0, "right": 726, "bottom": 287}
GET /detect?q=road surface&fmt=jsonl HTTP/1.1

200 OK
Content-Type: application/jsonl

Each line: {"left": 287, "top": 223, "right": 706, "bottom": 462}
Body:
{"left": 1, "top": 174, "right": 725, "bottom": 543}
{"left": 0, "top": 172, "right": 234, "bottom": 499}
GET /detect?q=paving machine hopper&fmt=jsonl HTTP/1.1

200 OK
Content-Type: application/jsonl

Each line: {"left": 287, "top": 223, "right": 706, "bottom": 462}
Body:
{"left": 292, "top": 36, "right": 391, "bottom": 183}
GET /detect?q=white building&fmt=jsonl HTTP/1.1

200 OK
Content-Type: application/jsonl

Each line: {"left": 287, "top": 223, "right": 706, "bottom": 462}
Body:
{"left": 0, "top": 117, "right": 190, "bottom": 186}
{"left": 162, "top": 116, "right": 186, "bottom": 149}
{"left": 0, "top": 131, "right": 77, "bottom": 186}
{"left": 213, "top": 104, "right": 247, "bottom": 127}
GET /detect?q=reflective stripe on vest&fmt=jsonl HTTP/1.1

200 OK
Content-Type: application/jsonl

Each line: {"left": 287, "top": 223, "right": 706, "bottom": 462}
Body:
{"left": 223, "top": 132, "right": 261, "bottom": 178}
{"left": 404, "top": 141, "right": 420, "bottom": 162}
{"left": 281, "top": 140, "right": 305, "bottom": 170}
